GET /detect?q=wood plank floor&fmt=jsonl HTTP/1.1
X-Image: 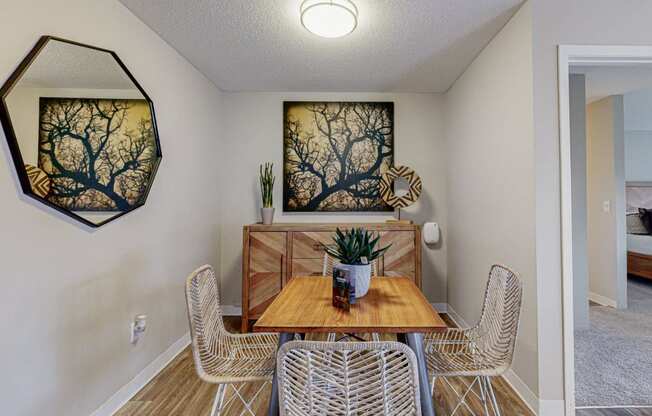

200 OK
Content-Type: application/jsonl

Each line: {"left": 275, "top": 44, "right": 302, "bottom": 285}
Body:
{"left": 116, "top": 315, "right": 535, "bottom": 416}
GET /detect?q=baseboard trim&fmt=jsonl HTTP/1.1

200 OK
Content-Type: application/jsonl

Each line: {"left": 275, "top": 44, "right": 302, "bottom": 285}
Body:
{"left": 444, "top": 303, "right": 469, "bottom": 328}
{"left": 503, "top": 368, "right": 539, "bottom": 415}
{"left": 431, "top": 303, "right": 448, "bottom": 313}
{"left": 446, "top": 304, "right": 540, "bottom": 415}
{"left": 588, "top": 291, "right": 617, "bottom": 307}
{"left": 90, "top": 333, "right": 190, "bottom": 416}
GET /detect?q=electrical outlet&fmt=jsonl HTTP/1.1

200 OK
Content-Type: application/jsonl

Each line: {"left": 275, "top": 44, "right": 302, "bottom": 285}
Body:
{"left": 130, "top": 314, "right": 147, "bottom": 345}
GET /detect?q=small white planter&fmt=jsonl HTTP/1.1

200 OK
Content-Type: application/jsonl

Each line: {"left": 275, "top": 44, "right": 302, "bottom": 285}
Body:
{"left": 261, "top": 207, "right": 275, "bottom": 225}
{"left": 337, "top": 263, "right": 372, "bottom": 298}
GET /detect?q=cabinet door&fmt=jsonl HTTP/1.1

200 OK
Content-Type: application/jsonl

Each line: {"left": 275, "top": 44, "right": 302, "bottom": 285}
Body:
{"left": 247, "top": 232, "right": 286, "bottom": 318}
{"left": 379, "top": 231, "right": 416, "bottom": 281}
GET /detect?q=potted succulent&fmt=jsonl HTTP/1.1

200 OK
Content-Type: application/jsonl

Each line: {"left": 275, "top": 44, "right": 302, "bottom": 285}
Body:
{"left": 259, "top": 162, "right": 275, "bottom": 225}
{"left": 325, "top": 227, "right": 391, "bottom": 298}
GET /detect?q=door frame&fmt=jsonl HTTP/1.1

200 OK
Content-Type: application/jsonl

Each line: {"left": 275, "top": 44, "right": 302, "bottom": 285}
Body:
{"left": 558, "top": 45, "right": 652, "bottom": 416}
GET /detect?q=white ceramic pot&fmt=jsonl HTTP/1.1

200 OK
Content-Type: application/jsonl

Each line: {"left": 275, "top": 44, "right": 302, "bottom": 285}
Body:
{"left": 338, "top": 263, "right": 372, "bottom": 298}
{"left": 261, "top": 207, "right": 275, "bottom": 225}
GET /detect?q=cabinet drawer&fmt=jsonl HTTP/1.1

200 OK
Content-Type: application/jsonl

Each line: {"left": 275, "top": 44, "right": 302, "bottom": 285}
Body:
{"left": 292, "top": 231, "right": 334, "bottom": 258}
{"left": 291, "top": 258, "right": 324, "bottom": 277}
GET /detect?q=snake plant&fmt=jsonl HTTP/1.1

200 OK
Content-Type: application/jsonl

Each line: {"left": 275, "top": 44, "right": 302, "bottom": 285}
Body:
{"left": 259, "top": 162, "right": 275, "bottom": 208}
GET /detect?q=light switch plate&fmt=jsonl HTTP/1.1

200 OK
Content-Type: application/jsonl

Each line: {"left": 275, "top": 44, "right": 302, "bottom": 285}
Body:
{"left": 603, "top": 200, "right": 611, "bottom": 213}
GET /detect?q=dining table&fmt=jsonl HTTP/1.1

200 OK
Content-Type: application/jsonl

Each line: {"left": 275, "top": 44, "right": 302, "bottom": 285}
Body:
{"left": 254, "top": 275, "right": 448, "bottom": 416}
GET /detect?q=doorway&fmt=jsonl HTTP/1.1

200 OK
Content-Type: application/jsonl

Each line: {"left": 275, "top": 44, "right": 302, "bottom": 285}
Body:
{"left": 559, "top": 46, "right": 652, "bottom": 416}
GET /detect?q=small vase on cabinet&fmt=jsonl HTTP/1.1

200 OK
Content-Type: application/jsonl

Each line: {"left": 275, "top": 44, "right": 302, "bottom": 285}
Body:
{"left": 261, "top": 207, "right": 275, "bottom": 225}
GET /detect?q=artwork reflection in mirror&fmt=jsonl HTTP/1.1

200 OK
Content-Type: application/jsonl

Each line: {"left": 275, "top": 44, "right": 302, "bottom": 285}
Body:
{"left": 38, "top": 97, "right": 155, "bottom": 211}
{"left": 0, "top": 36, "right": 161, "bottom": 227}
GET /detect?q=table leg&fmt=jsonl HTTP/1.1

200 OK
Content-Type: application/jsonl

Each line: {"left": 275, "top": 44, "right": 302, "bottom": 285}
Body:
{"left": 268, "top": 332, "right": 294, "bottom": 416}
{"left": 406, "top": 332, "right": 436, "bottom": 416}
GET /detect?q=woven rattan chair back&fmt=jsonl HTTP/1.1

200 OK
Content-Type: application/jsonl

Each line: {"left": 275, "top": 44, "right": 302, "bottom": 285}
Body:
{"left": 277, "top": 341, "right": 422, "bottom": 416}
{"left": 322, "top": 252, "right": 378, "bottom": 277}
{"left": 475, "top": 264, "right": 523, "bottom": 373}
{"left": 185, "top": 265, "right": 228, "bottom": 381}
{"left": 185, "top": 265, "right": 277, "bottom": 415}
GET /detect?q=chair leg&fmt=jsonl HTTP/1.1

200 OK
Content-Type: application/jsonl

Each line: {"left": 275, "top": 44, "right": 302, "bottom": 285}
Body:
{"left": 478, "top": 376, "right": 490, "bottom": 416}
{"left": 485, "top": 377, "right": 502, "bottom": 416}
{"left": 211, "top": 384, "right": 226, "bottom": 416}
{"left": 430, "top": 376, "right": 437, "bottom": 397}
{"left": 444, "top": 376, "right": 479, "bottom": 416}
{"left": 372, "top": 333, "right": 380, "bottom": 342}
{"left": 229, "top": 381, "right": 271, "bottom": 416}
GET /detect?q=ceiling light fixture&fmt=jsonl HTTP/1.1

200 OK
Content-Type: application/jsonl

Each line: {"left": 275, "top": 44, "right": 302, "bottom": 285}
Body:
{"left": 300, "top": 0, "right": 358, "bottom": 38}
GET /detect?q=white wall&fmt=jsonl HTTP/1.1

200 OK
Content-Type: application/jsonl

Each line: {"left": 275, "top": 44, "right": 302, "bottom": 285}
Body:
{"left": 0, "top": 1, "right": 223, "bottom": 415}
{"left": 218, "top": 92, "right": 447, "bottom": 305}
{"left": 586, "top": 96, "right": 627, "bottom": 308}
{"left": 625, "top": 131, "right": 652, "bottom": 182}
{"left": 624, "top": 89, "right": 652, "bottom": 182}
{"left": 444, "top": 1, "right": 538, "bottom": 398}
{"left": 569, "top": 74, "right": 589, "bottom": 329}
{"left": 531, "top": 0, "right": 652, "bottom": 410}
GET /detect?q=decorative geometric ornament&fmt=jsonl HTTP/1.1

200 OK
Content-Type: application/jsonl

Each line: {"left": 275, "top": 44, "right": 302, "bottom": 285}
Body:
{"left": 24, "top": 164, "right": 51, "bottom": 198}
{"left": 379, "top": 165, "right": 422, "bottom": 209}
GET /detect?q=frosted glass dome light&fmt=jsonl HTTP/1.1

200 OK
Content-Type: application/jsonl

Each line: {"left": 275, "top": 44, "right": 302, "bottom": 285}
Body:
{"left": 300, "top": 0, "right": 358, "bottom": 38}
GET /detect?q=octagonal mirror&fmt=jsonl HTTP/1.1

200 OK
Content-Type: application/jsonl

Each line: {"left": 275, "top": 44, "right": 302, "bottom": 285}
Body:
{"left": 0, "top": 36, "right": 161, "bottom": 227}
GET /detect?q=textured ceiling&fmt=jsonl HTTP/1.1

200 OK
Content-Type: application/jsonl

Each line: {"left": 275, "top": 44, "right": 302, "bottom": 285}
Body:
{"left": 19, "top": 40, "right": 138, "bottom": 90}
{"left": 119, "top": 0, "right": 522, "bottom": 92}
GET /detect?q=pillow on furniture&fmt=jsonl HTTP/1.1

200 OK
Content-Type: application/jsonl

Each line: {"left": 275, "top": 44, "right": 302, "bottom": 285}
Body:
{"left": 638, "top": 208, "right": 652, "bottom": 234}
{"left": 628, "top": 212, "right": 649, "bottom": 235}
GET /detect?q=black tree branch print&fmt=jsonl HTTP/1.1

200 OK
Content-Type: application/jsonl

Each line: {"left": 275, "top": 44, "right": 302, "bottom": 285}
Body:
{"left": 38, "top": 98, "right": 156, "bottom": 211}
{"left": 283, "top": 102, "right": 394, "bottom": 212}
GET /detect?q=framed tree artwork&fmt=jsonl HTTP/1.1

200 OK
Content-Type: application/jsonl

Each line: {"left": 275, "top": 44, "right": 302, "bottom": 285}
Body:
{"left": 38, "top": 97, "right": 156, "bottom": 212}
{"left": 283, "top": 101, "right": 394, "bottom": 212}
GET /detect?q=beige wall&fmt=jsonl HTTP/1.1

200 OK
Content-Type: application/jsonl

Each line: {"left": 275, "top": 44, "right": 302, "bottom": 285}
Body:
{"left": 444, "top": 1, "right": 538, "bottom": 397}
{"left": 0, "top": 1, "right": 222, "bottom": 415}
{"left": 531, "top": 0, "right": 652, "bottom": 409}
{"left": 586, "top": 96, "right": 627, "bottom": 308}
{"left": 218, "top": 92, "right": 447, "bottom": 306}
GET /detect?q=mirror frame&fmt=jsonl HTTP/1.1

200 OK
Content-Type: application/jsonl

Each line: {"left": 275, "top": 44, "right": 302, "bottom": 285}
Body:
{"left": 0, "top": 35, "right": 162, "bottom": 228}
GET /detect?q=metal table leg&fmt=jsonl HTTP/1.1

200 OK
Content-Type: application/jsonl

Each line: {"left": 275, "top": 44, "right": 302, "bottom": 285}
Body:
{"left": 268, "top": 332, "right": 294, "bottom": 416}
{"left": 406, "top": 332, "right": 436, "bottom": 416}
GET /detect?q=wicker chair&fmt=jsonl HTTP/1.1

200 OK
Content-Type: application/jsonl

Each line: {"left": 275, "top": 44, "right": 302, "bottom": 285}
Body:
{"left": 185, "top": 265, "right": 279, "bottom": 416}
{"left": 277, "top": 341, "right": 422, "bottom": 416}
{"left": 424, "top": 264, "right": 522, "bottom": 416}
{"left": 322, "top": 252, "right": 380, "bottom": 342}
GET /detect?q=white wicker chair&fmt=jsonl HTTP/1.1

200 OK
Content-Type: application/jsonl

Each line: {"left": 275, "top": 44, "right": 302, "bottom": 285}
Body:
{"left": 185, "top": 265, "right": 279, "bottom": 416}
{"left": 424, "top": 264, "right": 522, "bottom": 416}
{"left": 323, "top": 252, "right": 381, "bottom": 342}
{"left": 277, "top": 341, "right": 422, "bottom": 416}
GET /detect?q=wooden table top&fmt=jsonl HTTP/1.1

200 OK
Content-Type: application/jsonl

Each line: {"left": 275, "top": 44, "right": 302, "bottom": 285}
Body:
{"left": 253, "top": 276, "right": 447, "bottom": 334}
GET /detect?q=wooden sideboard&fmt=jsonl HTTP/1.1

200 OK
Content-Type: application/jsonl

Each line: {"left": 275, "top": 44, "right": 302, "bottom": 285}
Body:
{"left": 241, "top": 223, "right": 422, "bottom": 332}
